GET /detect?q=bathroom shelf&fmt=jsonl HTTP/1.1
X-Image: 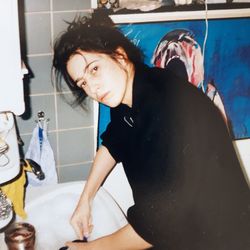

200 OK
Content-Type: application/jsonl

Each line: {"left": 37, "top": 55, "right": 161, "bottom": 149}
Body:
{"left": 95, "top": 3, "right": 250, "bottom": 23}
{"left": 109, "top": 2, "right": 250, "bottom": 14}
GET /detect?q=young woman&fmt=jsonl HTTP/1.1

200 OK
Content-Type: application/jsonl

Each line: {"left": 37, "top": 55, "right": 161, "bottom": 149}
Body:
{"left": 53, "top": 13, "right": 250, "bottom": 250}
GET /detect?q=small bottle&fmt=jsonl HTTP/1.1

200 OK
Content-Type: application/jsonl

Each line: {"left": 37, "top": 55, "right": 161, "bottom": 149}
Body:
{"left": 4, "top": 222, "right": 36, "bottom": 250}
{"left": 98, "top": 0, "right": 119, "bottom": 9}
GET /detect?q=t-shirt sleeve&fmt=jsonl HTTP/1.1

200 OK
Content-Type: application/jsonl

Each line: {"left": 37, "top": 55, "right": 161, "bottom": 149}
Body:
{"left": 100, "top": 122, "right": 123, "bottom": 162}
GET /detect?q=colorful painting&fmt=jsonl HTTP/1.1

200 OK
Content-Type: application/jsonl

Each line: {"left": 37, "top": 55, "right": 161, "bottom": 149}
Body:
{"left": 98, "top": 17, "right": 250, "bottom": 143}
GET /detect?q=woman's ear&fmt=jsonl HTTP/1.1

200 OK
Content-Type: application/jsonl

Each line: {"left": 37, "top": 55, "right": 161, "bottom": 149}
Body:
{"left": 115, "top": 47, "right": 128, "bottom": 63}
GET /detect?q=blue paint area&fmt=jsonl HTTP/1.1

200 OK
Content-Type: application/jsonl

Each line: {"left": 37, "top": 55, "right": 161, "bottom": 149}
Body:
{"left": 98, "top": 18, "right": 250, "bottom": 141}
{"left": 98, "top": 103, "right": 110, "bottom": 146}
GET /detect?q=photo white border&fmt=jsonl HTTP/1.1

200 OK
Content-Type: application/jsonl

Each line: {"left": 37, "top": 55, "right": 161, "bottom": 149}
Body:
{"left": 110, "top": 8, "right": 250, "bottom": 23}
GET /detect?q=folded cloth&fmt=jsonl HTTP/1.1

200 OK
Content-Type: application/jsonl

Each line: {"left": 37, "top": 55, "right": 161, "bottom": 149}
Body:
{"left": 25, "top": 122, "right": 58, "bottom": 186}
{"left": 1, "top": 160, "right": 32, "bottom": 219}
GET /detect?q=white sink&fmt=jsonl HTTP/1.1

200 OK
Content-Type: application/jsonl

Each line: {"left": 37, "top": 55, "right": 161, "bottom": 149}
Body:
{"left": 0, "top": 181, "right": 127, "bottom": 249}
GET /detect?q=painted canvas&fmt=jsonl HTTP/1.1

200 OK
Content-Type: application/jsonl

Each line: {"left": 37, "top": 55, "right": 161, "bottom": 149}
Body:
{"left": 98, "top": 17, "right": 250, "bottom": 143}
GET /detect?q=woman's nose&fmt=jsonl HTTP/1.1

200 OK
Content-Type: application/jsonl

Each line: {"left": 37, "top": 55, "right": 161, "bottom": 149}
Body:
{"left": 88, "top": 80, "right": 99, "bottom": 94}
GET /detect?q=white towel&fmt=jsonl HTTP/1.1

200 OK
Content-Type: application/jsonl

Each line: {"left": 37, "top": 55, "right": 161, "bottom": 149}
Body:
{"left": 25, "top": 122, "right": 58, "bottom": 186}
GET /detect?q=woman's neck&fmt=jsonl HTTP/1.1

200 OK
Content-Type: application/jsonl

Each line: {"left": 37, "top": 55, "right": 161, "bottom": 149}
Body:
{"left": 121, "top": 62, "right": 135, "bottom": 108}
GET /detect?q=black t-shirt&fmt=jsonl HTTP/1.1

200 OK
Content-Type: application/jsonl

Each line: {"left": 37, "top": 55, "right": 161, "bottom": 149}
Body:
{"left": 101, "top": 64, "right": 250, "bottom": 250}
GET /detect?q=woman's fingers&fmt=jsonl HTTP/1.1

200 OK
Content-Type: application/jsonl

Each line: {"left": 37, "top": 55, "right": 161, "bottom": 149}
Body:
{"left": 71, "top": 220, "right": 84, "bottom": 239}
{"left": 89, "top": 224, "right": 94, "bottom": 234}
{"left": 81, "top": 212, "right": 93, "bottom": 237}
{"left": 70, "top": 201, "right": 93, "bottom": 239}
{"left": 71, "top": 216, "right": 93, "bottom": 239}
{"left": 82, "top": 219, "right": 89, "bottom": 237}
{"left": 82, "top": 218, "right": 94, "bottom": 238}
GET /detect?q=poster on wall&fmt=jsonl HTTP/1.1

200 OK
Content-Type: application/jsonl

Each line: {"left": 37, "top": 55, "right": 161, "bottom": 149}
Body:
{"left": 99, "top": 17, "right": 250, "bottom": 143}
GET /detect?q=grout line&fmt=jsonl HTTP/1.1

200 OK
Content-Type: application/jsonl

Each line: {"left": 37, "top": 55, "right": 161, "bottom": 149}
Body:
{"left": 52, "top": 126, "right": 95, "bottom": 133}
{"left": 27, "top": 53, "right": 53, "bottom": 57}
{"left": 58, "top": 161, "right": 93, "bottom": 168}
{"left": 28, "top": 92, "right": 54, "bottom": 97}
{"left": 50, "top": 0, "right": 61, "bottom": 175}
{"left": 24, "top": 9, "right": 92, "bottom": 15}
{"left": 28, "top": 91, "right": 73, "bottom": 97}
{"left": 19, "top": 126, "right": 95, "bottom": 136}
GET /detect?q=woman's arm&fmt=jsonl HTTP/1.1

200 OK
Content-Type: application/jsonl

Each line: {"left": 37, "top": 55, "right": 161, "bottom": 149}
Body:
{"left": 66, "top": 224, "right": 153, "bottom": 250}
{"left": 70, "top": 145, "right": 116, "bottom": 238}
{"left": 81, "top": 145, "right": 116, "bottom": 202}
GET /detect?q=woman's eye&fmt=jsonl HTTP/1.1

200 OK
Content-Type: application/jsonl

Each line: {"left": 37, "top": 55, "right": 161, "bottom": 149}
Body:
{"left": 80, "top": 80, "right": 87, "bottom": 88}
{"left": 76, "top": 80, "right": 86, "bottom": 88}
{"left": 91, "top": 66, "right": 98, "bottom": 74}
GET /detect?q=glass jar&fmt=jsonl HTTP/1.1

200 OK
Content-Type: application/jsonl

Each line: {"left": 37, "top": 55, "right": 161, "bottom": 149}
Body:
{"left": 4, "top": 222, "right": 36, "bottom": 250}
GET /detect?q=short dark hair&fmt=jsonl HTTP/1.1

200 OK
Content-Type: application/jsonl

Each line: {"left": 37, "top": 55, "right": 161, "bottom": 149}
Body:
{"left": 53, "top": 11, "right": 144, "bottom": 107}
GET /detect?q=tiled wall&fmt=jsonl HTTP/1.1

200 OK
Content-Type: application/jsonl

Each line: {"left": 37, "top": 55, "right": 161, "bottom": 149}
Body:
{"left": 17, "top": 0, "right": 95, "bottom": 182}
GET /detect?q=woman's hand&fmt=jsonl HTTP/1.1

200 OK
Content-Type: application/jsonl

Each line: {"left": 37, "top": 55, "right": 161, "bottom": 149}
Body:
{"left": 69, "top": 146, "right": 117, "bottom": 243}
{"left": 65, "top": 224, "right": 152, "bottom": 250}
{"left": 70, "top": 198, "right": 93, "bottom": 239}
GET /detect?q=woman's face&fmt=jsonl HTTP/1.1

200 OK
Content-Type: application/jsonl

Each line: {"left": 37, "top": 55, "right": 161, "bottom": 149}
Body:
{"left": 66, "top": 50, "right": 131, "bottom": 108}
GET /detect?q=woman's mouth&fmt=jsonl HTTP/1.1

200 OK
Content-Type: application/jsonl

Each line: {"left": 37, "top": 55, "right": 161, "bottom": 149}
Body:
{"left": 98, "top": 91, "right": 110, "bottom": 102}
